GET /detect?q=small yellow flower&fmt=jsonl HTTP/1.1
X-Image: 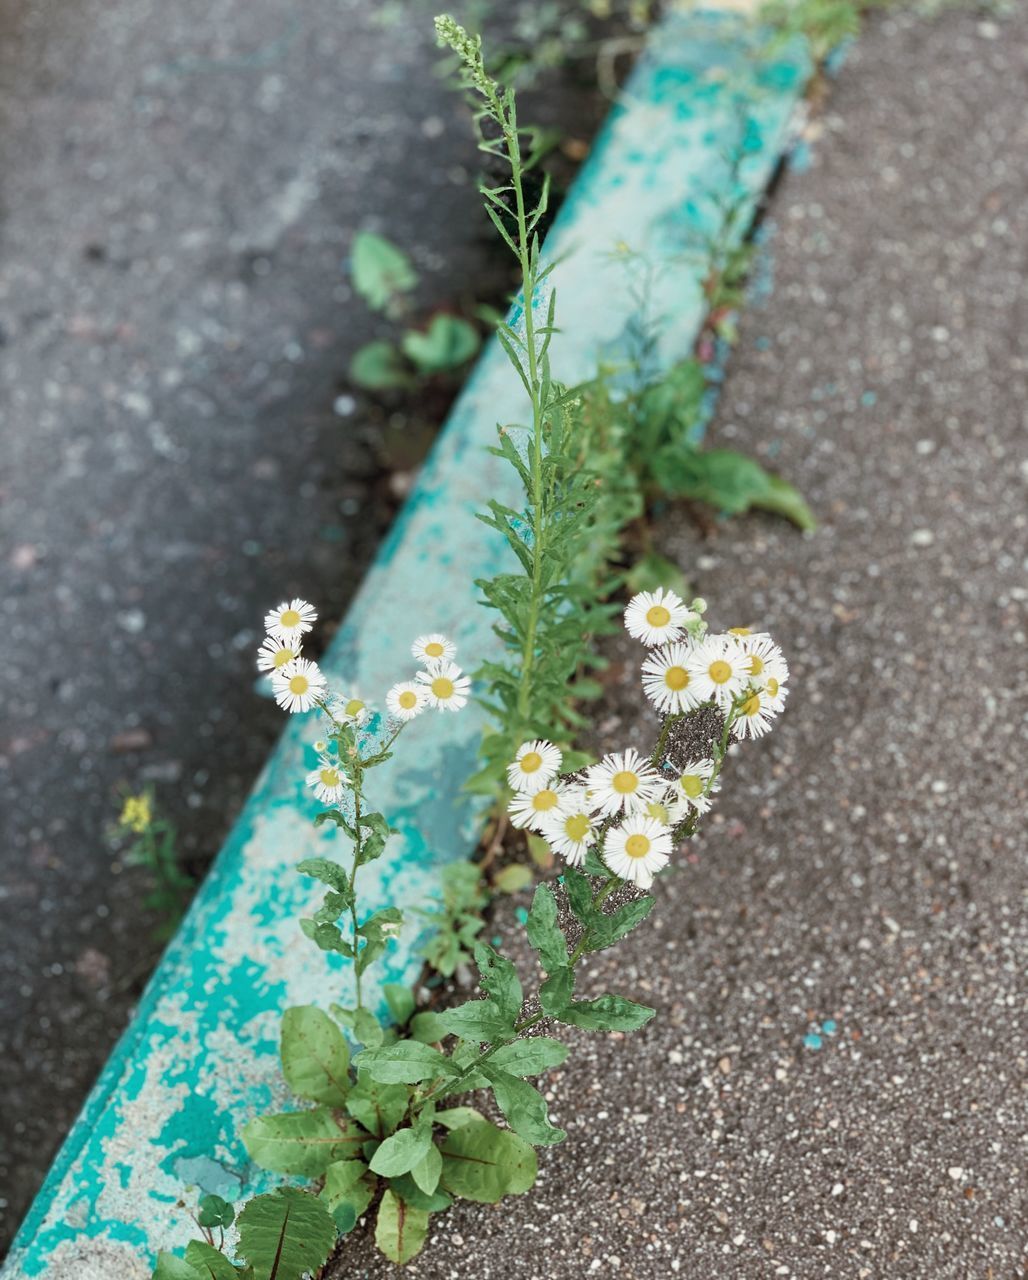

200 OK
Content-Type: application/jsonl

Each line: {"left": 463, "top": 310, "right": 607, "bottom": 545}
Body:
{"left": 119, "top": 793, "right": 152, "bottom": 835}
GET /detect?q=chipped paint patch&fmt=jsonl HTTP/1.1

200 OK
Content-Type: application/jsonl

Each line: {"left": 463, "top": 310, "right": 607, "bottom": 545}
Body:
{"left": 1, "top": 10, "right": 809, "bottom": 1276}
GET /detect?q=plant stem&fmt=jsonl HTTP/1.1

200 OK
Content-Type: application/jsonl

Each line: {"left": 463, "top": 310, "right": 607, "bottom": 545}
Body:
{"left": 350, "top": 774, "right": 364, "bottom": 1011}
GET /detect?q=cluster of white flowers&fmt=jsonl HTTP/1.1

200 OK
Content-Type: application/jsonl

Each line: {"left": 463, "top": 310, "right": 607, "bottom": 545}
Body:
{"left": 505, "top": 588, "right": 789, "bottom": 891}
{"left": 260, "top": 599, "right": 328, "bottom": 713}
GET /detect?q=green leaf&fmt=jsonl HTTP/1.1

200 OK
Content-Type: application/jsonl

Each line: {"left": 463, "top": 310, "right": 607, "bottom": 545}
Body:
{"left": 354, "top": 1040, "right": 458, "bottom": 1084}
{"left": 401, "top": 314, "right": 480, "bottom": 374}
{"left": 349, "top": 340, "right": 411, "bottom": 390}
{"left": 436, "top": 998, "right": 515, "bottom": 1044}
{"left": 299, "top": 919, "right": 353, "bottom": 957}
{"left": 153, "top": 1254, "right": 203, "bottom": 1280}
{"left": 383, "top": 983, "right": 416, "bottom": 1027}
{"left": 235, "top": 1187, "right": 336, "bottom": 1280}
{"left": 480, "top": 1066, "right": 566, "bottom": 1145}
{"left": 559, "top": 995, "right": 656, "bottom": 1032}
{"left": 526, "top": 884, "right": 568, "bottom": 972}
{"left": 351, "top": 230, "right": 418, "bottom": 312}
{"left": 625, "top": 551, "right": 690, "bottom": 599}
{"left": 374, "top": 1189, "right": 429, "bottom": 1266}
{"left": 183, "top": 1241, "right": 238, "bottom": 1280}
{"left": 438, "top": 1120, "right": 537, "bottom": 1204}
{"left": 434, "top": 1105, "right": 486, "bottom": 1130}
{"left": 320, "top": 1160, "right": 376, "bottom": 1235}
{"left": 409, "top": 1010, "right": 447, "bottom": 1044}
{"left": 409, "top": 1140, "right": 443, "bottom": 1195}
{"left": 752, "top": 470, "right": 816, "bottom": 531}
{"left": 295, "top": 858, "right": 352, "bottom": 896}
{"left": 345, "top": 1071, "right": 410, "bottom": 1138}
{"left": 658, "top": 446, "right": 814, "bottom": 530}
{"left": 562, "top": 868, "right": 596, "bottom": 926}
{"left": 352, "top": 1007, "right": 385, "bottom": 1047}
{"left": 280, "top": 1006, "right": 351, "bottom": 1107}
{"left": 473, "top": 942, "right": 523, "bottom": 1021}
{"left": 539, "top": 968, "right": 574, "bottom": 1017}
{"left": 241, "top": 1109, "right": 367, "bottom": 1177}
{"left": 588, "top": 895, "right": 655, "bottom": 951}
{"left": 369, "top": 1115, "right": 433, "bottom": 1177}
{"left": 489, "top": 1036, "right": 568, "bottom": 1077}
{"left": 196, "top": 1194, "right": 235, "bottom": 1230}
{"left": 392, "top": 1164, "right": 450, "bottom": 1211}
{"left": 493, "top": 863, "right": 534, "bottom": 894}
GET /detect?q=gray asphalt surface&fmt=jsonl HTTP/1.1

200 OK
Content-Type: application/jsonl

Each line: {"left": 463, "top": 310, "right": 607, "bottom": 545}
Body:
{"left": 0, "top": 0, "right": 607, "bottom": 1251}
{"left": 324, "top": 6, "right": 1028, "bottom": 1277}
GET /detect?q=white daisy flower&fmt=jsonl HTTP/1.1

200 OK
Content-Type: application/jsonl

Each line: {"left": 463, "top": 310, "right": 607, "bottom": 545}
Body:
{"left": 735, "top": 631, "right": 790, "bottom": 689}
{"left": 732, "top": 688, "right": 782, "bottom": 740}
{"left": 685, "top": 634, "right": 751, "bottom": 708}
{"left": 643, "top": 788, "right": 688, "bottom": 828}
{"left": 264, "top": 599, "right": 317, "bottom": 644}
{"left": 670, "top": 758, "right": 719, "bottom": 814}
{"left": 539, "top": 788, "right": 597, "bottom": 864}
{"left": 506, "top": 739, "right": 562, "bottom": 795}
{"left": 306, "top": 757, "right": 347, "bottom": 805}
{"left": 585, "top": 747, "right": 662, "bottom": 817}
{"left": 411, "top": 633, "right": 457, "bottom": 665}
{"left": 328, "top": 693, "right": 372, "bottom": 727}
{"left": 416, "top": 660, "right": 471, "bottom": 712}
{"left": 271, "top": 657, "right": 327, "bottom": 714}
{"left": 508, "top": 782, "right": 567, "bottom": 833}
{"left": 623, "top": 588, "right": 695, "bottom": 647}
{"left": 386, "top": 681, "right": 427, "bottom": 722}
{"left": 603, "top": 815, "right": 673, "bottom": 890}
{"left": 640, "top": 641, "right": 705, "bottom": 715}
{"left": 312, "top": 739, "right": 328, "bottom": 754}
{"left": 257, "top": 635, "right": 300, "bottom": 674}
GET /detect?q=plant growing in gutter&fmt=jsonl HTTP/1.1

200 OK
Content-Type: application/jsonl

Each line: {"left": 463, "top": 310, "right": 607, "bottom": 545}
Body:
{"left": 111, "top": 789, "right": 193, "bottom": 942}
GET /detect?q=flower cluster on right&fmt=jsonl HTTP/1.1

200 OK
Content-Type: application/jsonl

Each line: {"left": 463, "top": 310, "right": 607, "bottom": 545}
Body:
{"left": 506, "top": 587, "right": 789, "bottom": 890}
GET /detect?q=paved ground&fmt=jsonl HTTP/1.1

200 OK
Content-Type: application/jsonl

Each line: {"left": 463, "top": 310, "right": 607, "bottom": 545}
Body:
{"left": 0, "top": 0, "right": 608, "bottom": 1251}
{"left": 325, "top": 6, "right": 1027, "bottom": 1278}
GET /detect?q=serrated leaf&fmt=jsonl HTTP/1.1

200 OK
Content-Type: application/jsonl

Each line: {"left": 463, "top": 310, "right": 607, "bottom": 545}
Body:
{"left": 374, "top": 1189, "right": 429, "bottom": 1266}
{"left": 295, "top": 858, "right": 352, "bottom": 896}
{"left": 489, "top": 1036, "right": 568, "bottom": 1077}
{"left": 280, "top": 1006, "right": 351, "bottom": 1107}
{"left": 480, "top": 1066, "right": 566, "bottom": 1145}
{"left": 436, "top": 998, "right": 515, "bottom": 1044}
{"left": 197, "top": 1194, "right": 235, "bottom": 1230}
{"left": 235, "top": 1187, "right": 336, "bottom": 1280}
{"left": 320, "top": 1160, "right": 376, "bottom": 1235}
{"left": 354, "top": 1040, "right": 458, "bottom": 1084}
{"left": 153, "top": 1254, "right": 203, "bottom": 1280}
{"left": 526, "top": 884, "right": 568, "bottom": 972}
{"left": 241, "top": 1109, "right": 367, "bottom": 1177}
{"left": 299, "top": 919, "right": 353, "bottom": 957}
{"left": 588, "top": 895, "right": 655, "bottom": 951}
{"left": 562, "top": 868, "right": 596, "bottom": 926}
{"left": 345, "top": 1072, "right": 410, "bottom": 1138}
{"left": 559, "top": 994, "right": 656, "bottom": 1032}
{"left": 183, "top": 1241, "right": 238, "bottom": 1280}
{"left": 383, "top": 983, "right": 416, "bottom": 1027}
{"left": 473, "top": 943, "right": 523, "bottom": 1021}
{"left": 438, "top": 1120, "right": 537, "bottom": 1204}
{"left": 351, "top": 231, "right": 418, "bottom": 312}
{"left": 539, "top": 967, "right": 574, "bottom": 1017}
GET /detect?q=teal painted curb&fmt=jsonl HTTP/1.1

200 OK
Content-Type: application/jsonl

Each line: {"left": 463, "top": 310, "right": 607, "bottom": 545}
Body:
{"left": 2, "top": 12, "right": 809, "bottom": 1277}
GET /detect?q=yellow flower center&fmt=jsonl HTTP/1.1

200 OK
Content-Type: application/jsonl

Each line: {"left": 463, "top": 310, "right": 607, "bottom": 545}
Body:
{"left": 273, "top": 647, "right": 293, "bottom": 668}
{"left": 748, "top": 654, "right": 764, "bottom": 676}
{"left": 708, "top": 660, "right": 732, "bottom": 684}
{"left": 766, "top": 677, "right": 779, "bottom": 698}
{"left": 532, "top": 789, "right": 559, "bottom": 812}
{"left": 728, "top": 626, "right": 751, "bottom": 636}
{"left": 664, "top": 666, "right": 688, "bottom": 691}
{"left": 565, "top": 814, "right": 591, "bottom": 842}
{"left": 431, "top": 677, "right": 454, "bottom": 700}
{"left": 681, "top": 775, "right": 703, "bottom": 799}
{"left": 345, "top": 699, "right": 365, "bottom": 717}
{"left": 398, "top": 690, "right": 417, "bottom": 709}
{"left": 319, "top": 768, "right": 340, "bottom": 788}
{"left": 625, "top": 834, "right": 651, "bottom": 859}
{"left": 612, "top": 770, "right": 639, "bottom": 795}
{"left": 646, "top": 801, "right": 671, "bottom": 824}
{"left": 741, "top": 693, "right": 761, "bottom": 717}
{"left": 519, "top": 751, "right": 543, "bottom": 774}
{"left": 289, "top": 674, "right": 309, "bottom": 695}
{"left": 424, "top": 641, "right": 445, "bottom": 658}
{"left": 646, "top": 604, "right": 671, "bottom": 628}
{"left": 280, "top": 608, "right": 301, "bottom": 628}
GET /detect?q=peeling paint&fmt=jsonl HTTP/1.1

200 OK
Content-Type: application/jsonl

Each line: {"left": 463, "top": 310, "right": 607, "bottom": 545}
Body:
{"left": 1, "top": 11, "right": 808, "bottom": 1276}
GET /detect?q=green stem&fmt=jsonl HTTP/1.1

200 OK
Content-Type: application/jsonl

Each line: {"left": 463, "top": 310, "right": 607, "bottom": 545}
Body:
{"left": 350, "top": 776, "right": 364, "bottom": 1011}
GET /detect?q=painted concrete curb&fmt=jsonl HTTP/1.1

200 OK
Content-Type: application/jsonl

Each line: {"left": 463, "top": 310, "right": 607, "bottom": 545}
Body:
{"left": 2, "top": 12, "right": 809, "bottom": 1277}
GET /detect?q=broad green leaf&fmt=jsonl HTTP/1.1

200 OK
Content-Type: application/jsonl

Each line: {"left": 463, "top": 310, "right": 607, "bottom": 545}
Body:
{"left": 383, "top": 982, "right": 416, "bottom": 1027}
{"left": 153, "top": 1254, "right": 203, "bottom": 1280}
{"left": 242, "top": 1109, "right": 367, "bottom": 1177}
{"left": 352, "top": 1007, "right": 385, "bottom": 1048}
{"left": 562, "top": 868, "right": 596, "bottom": 926}
{"left": 320, "top": 1160, "right": 376, "bottom": 1235}
{"left": 280, "top": 1006, "right": 351, "bottom": 1107}
{"left": 369, "top": 1118, "right": 433, "bottom": 1177}
{"left": 473, "top": 942, "right": 523, "bottom": 1021}
{"left": 489, "top": 1036, "right": 568, "bottom": 1077}
{"left": 349, "top": 340, "right": 410, "bottom": 390}
{"left": 434, "top": 1105, "right": 485, "bottom": 1130}
{"left": 183, "top": 1241, "right": 238, "bottom": 1280}
{"left": 354, "top": 1040, "right": 457, "bottom": 1084}
{"left": 299, "top": 919, "right": 352, "bottom": 957}
{"left": 374, "top": 1189, "right": 429, "bottom": 1266}
{"left": 409, "top": 1010, "right": 446, "bottom": 1044}
{"left": 657, "top": 446, "right": 814, "bottom": 531}
{"left": 559, "top": 995, "right": 656, "bottom": 1032}
{"left": 436, "top": 998, "right": 515, "bottom": 1044}
{"left": 295, "top": 858, "right": 352, "bottom": 897}
{"left": 410, "top": 1141, "right": 443, "bottom": 1195}
{"left": 392, "top": 1165, "right": 450, "bottom": 1211}
{"left": 401, "top": 314, "right": 479, "bottom": 374}
{"left": 196, "top": 1194, "right": 235, "bottom": 1230}
{"left": 351, "top": 230, "right": 418, "bottom": 312}
{"left": 526, "top": 884, "right": 568, "bottom": 972}
{"left": 439, "top": 1120, "right": 537, "bottom": 1203}
{"left": 236, "top": 1187, "right": 336, "bottom": 1280}
{"left": 480, "top": 1066, "right": 566, "bottom": 1145}
{"left": 588, "top": 895, "right": 655, "bottom": 951}
{"left": 345, "top": 1072, "right": 410, "bottom": 1138}
{"left": 752, "top": 470, "right": 816, "bottom": 531}
{"left": 539, "top": 968, "right": 574, "bottom": 1017}
{"left": 493, "top": 863, "right": 533, "bottom": 894}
